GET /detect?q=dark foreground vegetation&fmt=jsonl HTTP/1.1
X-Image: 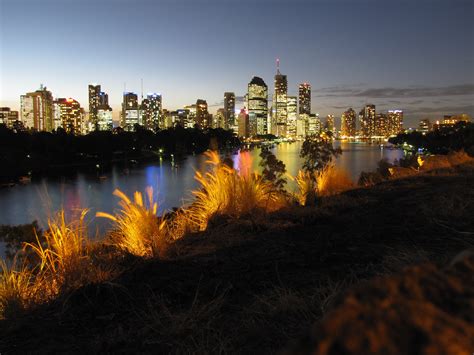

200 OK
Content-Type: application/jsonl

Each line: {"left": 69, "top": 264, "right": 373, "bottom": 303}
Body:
{"left": 0, "top": 124, "right": 239, "bottom": 181}
{"left": 1, "top": 159, "right": 473, "bottom": 354}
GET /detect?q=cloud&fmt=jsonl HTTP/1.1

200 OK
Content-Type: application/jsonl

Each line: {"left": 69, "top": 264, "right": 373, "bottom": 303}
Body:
{"left": 315, "top": 84, "right": 474, "bottom": 99}
{"left": 208, "top": 95, "right": 245, "bottom": 107}
{"left": 406, "top": 104, "right": 474, "bottom": 115}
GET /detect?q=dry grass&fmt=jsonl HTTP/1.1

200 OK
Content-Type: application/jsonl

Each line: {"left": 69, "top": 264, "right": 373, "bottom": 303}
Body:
{"left": 293, "top": 165, "right": 353, "bottom": 205}
{"left": 0, "top": 257, "right": 36, "bottom": 319}
{"left": 97, "top": 188, "right": 166, "bottom": 258}
{"left": 187, "top": 151, "right": 285, "bottom": 231}
{"left": 24, "top": 210, "right": 90, "bottom": 296}
{"left": 316, "top": 165, "right": 354, "bottom": 197}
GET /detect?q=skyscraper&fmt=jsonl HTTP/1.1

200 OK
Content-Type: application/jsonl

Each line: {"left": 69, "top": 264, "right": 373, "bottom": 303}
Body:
{"left": 287, "top": 96, "right": 298, "bottom": 138}
{"left": 141, "top": 93, "right": 162, "bottom": 131}
{"left": 325, "top": 114, "right": 334, "bottom": 133}
{"left": 360, "top": 104, "right": 376, "bottom": 138}
{"left": 273, "top": 59, "right": 288, "bottom": 137}
{"left": 55, "top": 98, "right": 84, "bottom": 134}
{"left": 195, "top": 99, "right": 209, "bottom": 128}
{"left": 298, "top": 83, "right": 311, "bottom": 115}
{"left": 238, "top": 108, "right": 249, "bottom": 138}
{"left": 224, "top": 92, "right": 235, "bottom": 130}
{"left": 88, "top": 84, "right": 101, "bottom": 130}
{"left": 20, "top": 85, "right": 54, "bottom": 132}
{"left": 387, "top": 110, "right": 403, "bottom": 136}
{"left": 247, "top": 77, "right": 268, "bottom": 136}
{"left": 121, "top": 92, "right": 139, "bottom": 131}
{"left": 341, "top": 108, "right": 356, "bottom": 138}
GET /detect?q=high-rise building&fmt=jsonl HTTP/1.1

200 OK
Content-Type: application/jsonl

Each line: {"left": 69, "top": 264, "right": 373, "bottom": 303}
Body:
{"left": 215, "top": 108, "right": 226, "bottom": 129}
{"left": 387, "top": 110, "right": 403, "bottom": 136}
{"left": 88, "top": 84, "right": 101, "bottom": 130}
{"left": 141, "top": 93, "right": 162, "bottom": 131}
{"left": 247, "top": 76, "right": 268, "bottom": 136}
{"left": 238, "top": 108, "right": 249, "bottom": 138}
{"left": 341, "top": 108, "right": 356, "bottom": 138}
{"left": 418, "top": 119, "right": 431, "bottom": 134}
{"left": 308, "top": 114, "right": 321, "bottom": 135}
{"left": 195, "top": 99, "right": 209, "bottom": 128}
{"left": 121, "top": 92, "right": 139, "bottom": 131}
{"left": 20, "top": 85, "right": 54, "bottom": 131}
{"left": 287, "top": 96, "right": 298, "bottom": 138}
{"left": 224, "top": 92, "right": 235, "bottom": 130}
{"left": 54, "top": 98, "right": 84, "bottom": 134}
{"left": 360, "top": 104, "right": 376, "bottom": 138}
{"left": 0, "top": 107, "right": 19, "bottom": 128}
{"left": 298, "top": 83, "right": 311, "bottom": 115}
{"left": 273, "top": 60, "right": 288, "bottom": 136}
{"left": 97, "top": 106, "right": 113, "bottom": 131}
{"left": 375, "top": 113, "right": 387, "bottom": 137}
{"left": 325, "top": 114, "right": 334, "bottom": 133}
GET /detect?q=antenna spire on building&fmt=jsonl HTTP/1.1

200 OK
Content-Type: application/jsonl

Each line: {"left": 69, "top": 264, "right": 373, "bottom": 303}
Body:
{"left": 276, "top": 58, "right": 280, "bottom": 75}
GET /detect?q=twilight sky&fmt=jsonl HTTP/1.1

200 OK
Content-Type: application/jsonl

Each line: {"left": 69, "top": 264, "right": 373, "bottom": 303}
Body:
{"left": 1, "top": 0, "right": 473, "bottom": 127}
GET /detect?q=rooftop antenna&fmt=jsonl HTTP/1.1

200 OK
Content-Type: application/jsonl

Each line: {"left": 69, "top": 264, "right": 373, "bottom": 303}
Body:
{"left": 141, "top": 78, "right": 144, "bottom": 100}
{"left": 276, "top": 58, "right": 280, "bottom": 75}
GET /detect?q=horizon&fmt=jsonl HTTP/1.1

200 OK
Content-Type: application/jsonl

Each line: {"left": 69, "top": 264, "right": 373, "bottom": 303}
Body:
{"left": 1, "top": 0, "right": 473, "bottom": 127}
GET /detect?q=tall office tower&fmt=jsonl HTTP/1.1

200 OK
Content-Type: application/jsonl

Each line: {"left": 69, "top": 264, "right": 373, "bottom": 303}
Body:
{"left": 238, "top": 108, "right": 249, "bottom": 138}
{"left": 54, "top": 98, "right": 84, "bottom": 134}
{"left": 325, "top": 114, "right": 334, "bottom": 133}
{"left": 20, "top": 85, "right": 54, "bottom": 131}
{"left": 286, "top": 96, "right": 298, "bottom": 138}
{"left": 375, "top": 113, "right": 387, "bottom": 137}
{"left": 215, "top": 108, "right": 226, "bottom": 129}
{"left": 184, "top": 104, "right": 197, "bottom": 128}
{"left": 298, "top": 83, "right": 311, "bottom": 115}
{"left": 359, "top": 104, "right": 376, "bottom": 138}
{"left": 121, "top": 92, "right": 139, "bottom": 131}
{"left": 141, "top": 93, "right": 162, "bottom": 131}
{"left": 308, "top": 113, "right": 321, "bottom": 135}
{"left": 341, "top": 108, "right": 357, "bottom": 138}
{"left": 0, "top": 107, "right": 19, "bottom": 128}
{"left": 387, "top": 110, "right": 403, "bottom": 136}
{"left": 224, "top": 92, "right": 235, "bottom": 130}
{"left": 88, "top": 84, "right": 101, "bottom": 130}
{"left": 297, "top": 113, "right": 309, "bottom": 138}
{"left": 195, "top": 99, "right": 209, "bottom": 128}
{"left": 273, "top": 59, "right": 288, "bottom": 136}
{"left": 247, "top": 76, "right": 268, "bottom": 136}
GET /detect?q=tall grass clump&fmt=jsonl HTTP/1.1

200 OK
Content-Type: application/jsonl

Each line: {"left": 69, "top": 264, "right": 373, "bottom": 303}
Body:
{"left": 97, "top": 187, "right": 166, "bottom": 258}
{"left": 0, "top": 258, "right": 37, "bottom": 319}
{"left": 316, "top": 164, "right": 353, "bottom": 197}
{"left": 25, "top": 209, "right": 90, "bottom": 295}
{"left": 188, "top": 151, "right": 284, "bottom": 231}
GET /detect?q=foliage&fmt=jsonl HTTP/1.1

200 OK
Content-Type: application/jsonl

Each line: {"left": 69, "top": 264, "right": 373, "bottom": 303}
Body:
{"left": 97, "top": 188, "right": 166, "bottom": 258}
{"left": 316, "top": 165, "right": 353, "bottom": 197}
{"left": 300, "top": 133, "right": 342, "bottom": 174}
{"left": 259, "top": 147, "right": 287, "bottom": 191}
{"left": 0, "top": 221, "right": 43, "bottom": 261}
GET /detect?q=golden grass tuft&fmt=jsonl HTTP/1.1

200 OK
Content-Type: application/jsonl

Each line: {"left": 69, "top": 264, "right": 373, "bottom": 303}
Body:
{"left": 316, "top": 165, "right": 354, "bottom": 197}
{"left": 97, "top": 187, "right": 166, "bottom": 258}
{"left": 25, "top": 209, "right": 90, "bottom": 296}
{"left": 187, "top": 151, "right": 284, "bottom": 231}
{"left": 294, "top": 165, "right": 353, "bottom": 205}
{"left": 0, "top": 257, "right": 36, "bottom": 319}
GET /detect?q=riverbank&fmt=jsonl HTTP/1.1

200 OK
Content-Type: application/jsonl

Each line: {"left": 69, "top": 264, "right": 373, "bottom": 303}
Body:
{"left": 1, "top": 161, "right": 473, "bottom": 353}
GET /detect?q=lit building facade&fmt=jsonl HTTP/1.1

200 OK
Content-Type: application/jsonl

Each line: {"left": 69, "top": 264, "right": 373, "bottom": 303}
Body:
{"left": 247, "top": 76, "right": 268, "bottom": 136}
{"left": 325, "top": 114, "right": 334, "bottom": 133}
{"left": 418, "top": 119, "right": 431, "bottom": 134}
{"left": 273, "top": 62, "right": 288, "bottom": 136}
{"left": 88, "top": 84, "right": 101, "bottom": 130}
{"left": 308, "top": 114, "right": 321, "bottom": 135}
{"left": 360, "top": 104, "right": 376, "bottom": 138}
{"left": 238, "top": 108, "right": 249, "bottom": 138}
{"left": 195, "top": 99, "right": 209, "bottom": 128}
{"left": 0, "top": 107, "right": 19, "bottom": 128}
{"left": 55, "top": 98, "right": 84, "bottom": 134}
{"left": 287, "top": 96, "right": 298, "bottom": 138}
{"left": 20, "top": 85, "right": 54, "bottom": 131}
{"left": 298, "top": 83, "right": 311, "bottom": 115}
{"left": 141, "top": 93, "right": 162, "bottom": 131}
{"left": 121, "top": 92, "right": 140, "bottom": 131}
{"left": 341, "top": 108, "right": 356, "bottom": 138}
{"left": 224, "top": 92, "right": 235, "bottom": 130}
{"left": 387, "top": 110, "right": 403, "bottom": 136}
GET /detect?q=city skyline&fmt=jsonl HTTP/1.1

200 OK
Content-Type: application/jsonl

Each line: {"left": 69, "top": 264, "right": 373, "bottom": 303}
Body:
{"left": 1, "top": 0, "right": 473, "bottom": 126}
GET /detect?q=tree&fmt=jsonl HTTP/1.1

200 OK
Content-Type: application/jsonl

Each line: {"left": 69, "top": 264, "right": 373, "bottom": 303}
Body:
{"left": 259, "top": 146, "right": 287, "bottom": 191}
{"left": 300, "top": 132, "right": 342, "bottom": 174}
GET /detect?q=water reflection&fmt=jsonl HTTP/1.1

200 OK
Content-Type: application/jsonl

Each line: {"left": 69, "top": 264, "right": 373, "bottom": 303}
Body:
{"left": 0, "top": 142, "right": 402, "bottom": 233}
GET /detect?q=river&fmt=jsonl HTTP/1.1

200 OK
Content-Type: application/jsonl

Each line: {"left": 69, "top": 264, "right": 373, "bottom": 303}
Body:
{"left": 0, "top": 141, "right": 402, "bottom": 251}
